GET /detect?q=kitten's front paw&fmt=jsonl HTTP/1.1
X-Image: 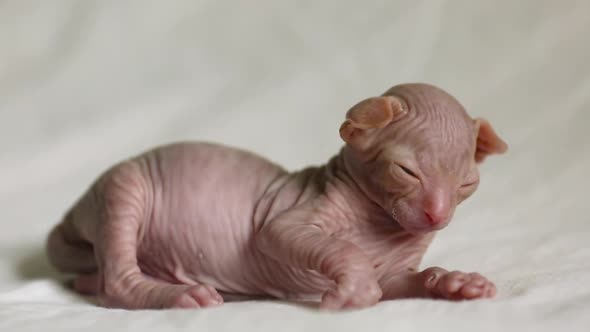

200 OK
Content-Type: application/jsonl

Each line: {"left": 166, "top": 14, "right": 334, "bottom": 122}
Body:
{"left": 320, "top": 274, "right": 382, "bottom": 310}
{"left": 421, "top": 267, "right": 496, "bottom": 300}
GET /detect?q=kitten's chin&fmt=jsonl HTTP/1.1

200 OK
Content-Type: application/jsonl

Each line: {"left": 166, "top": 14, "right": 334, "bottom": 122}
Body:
{"left": 397, "top": 221, "right": 438, "bottom": 235}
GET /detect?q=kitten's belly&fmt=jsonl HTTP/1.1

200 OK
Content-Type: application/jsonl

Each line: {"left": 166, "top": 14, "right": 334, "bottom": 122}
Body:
{"left": 136, "top": 216, "right": 269, "bottom": 295}
{"left": 136, "top": 214, "right": 333, "bottom": 299}
{"left": 134, "top": 142, "right": 288, "bottom": 295}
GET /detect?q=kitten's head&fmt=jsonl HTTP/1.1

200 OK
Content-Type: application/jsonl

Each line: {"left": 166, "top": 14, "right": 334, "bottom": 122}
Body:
{"left": 339, "top": 83, "right": 507, "bottom": 234}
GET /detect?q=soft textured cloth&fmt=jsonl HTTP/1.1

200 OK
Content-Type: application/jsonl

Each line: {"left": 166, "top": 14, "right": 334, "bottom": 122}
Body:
{"left": 1, "top": 1, "right": 589, "bottom": 331}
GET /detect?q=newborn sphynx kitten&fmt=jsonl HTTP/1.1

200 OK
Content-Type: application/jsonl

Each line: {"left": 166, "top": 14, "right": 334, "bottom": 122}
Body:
{"left": 46, "top": 83, "right": 508, "bottom": 310}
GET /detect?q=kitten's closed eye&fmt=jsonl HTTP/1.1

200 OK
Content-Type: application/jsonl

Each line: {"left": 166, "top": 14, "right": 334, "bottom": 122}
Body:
{"left": 460, "top": 180, "right": 479, "bottom": 188}
{"left": 395, "top": 163, "right": 420, "bottom": 180}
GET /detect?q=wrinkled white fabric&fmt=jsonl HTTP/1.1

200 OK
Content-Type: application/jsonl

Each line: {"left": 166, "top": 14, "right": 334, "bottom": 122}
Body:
{"left": 1, "top": 1, "right": 589, "bottom": 331}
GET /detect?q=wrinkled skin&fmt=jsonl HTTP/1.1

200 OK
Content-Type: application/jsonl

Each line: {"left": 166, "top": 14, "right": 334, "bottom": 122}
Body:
{"left": 46, "top": 83, "right": 508, "bottom": 310}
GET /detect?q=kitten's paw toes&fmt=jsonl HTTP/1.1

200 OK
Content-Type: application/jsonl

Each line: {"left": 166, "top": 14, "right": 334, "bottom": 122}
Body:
{"left": 465, "top": 272, "right": 496, "bottom": 299}
{"left": 171, "top": 284, "right": 224, "bottom": 309}
{"left": 422, "top": 268, "right": 495, "bottom": 300}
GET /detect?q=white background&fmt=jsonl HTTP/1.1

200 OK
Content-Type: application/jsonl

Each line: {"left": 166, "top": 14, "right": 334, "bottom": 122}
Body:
{"left": 1, "top": 1, "right": 589, "bottom": 331}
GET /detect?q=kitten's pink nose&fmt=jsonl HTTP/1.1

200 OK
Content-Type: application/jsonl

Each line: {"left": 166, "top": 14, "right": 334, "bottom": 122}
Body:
{"left": 424, "top": 210, "right": 447, "bottom": 225}
{"left": 423, "top": 192, "right": 450, "bottom": 225}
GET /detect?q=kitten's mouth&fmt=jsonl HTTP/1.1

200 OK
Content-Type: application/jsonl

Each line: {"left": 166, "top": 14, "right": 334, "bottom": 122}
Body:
{"left": 390, "top": 205, "right": 444, "bottom": 234}
{"left": 391, "top": 209, "right": 436, "bottom": 234}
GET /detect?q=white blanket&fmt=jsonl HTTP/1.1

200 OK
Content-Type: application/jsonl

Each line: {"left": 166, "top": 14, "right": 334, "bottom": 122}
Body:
{"left": 1, "top": 1, "right": 589, "bottom": 331}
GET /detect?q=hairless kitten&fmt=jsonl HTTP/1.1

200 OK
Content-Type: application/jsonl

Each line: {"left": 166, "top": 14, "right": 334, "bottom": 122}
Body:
{"left": 46, "top": 83, "right": 508, "bottom": 310}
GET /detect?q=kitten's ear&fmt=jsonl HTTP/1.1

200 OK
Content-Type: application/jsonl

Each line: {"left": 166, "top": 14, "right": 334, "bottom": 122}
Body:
{"left": 339, "top": 96, "right": 406, "bottom": 150}
{"left": 473, "top": 118, "right": 508, "bottom": 163}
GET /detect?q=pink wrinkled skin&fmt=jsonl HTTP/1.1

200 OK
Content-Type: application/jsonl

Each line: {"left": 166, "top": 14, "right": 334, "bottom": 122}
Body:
{"left": 46, "top": 83, "right": 508, "bottom": 310}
